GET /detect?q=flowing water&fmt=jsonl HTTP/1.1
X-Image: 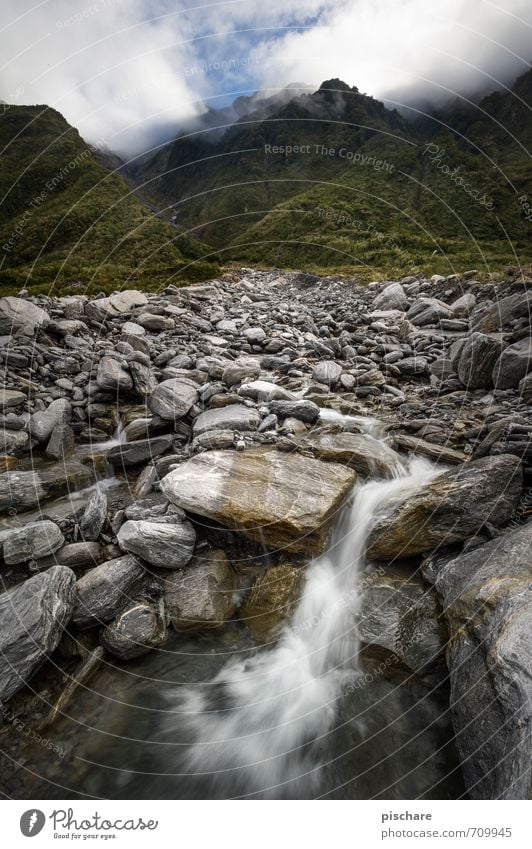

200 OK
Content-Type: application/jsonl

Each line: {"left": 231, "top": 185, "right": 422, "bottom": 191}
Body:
{"left": 1, "top": 418, "right": 463, "bottom": 800}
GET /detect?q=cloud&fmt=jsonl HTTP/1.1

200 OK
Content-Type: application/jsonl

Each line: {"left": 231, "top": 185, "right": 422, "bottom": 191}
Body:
{"left": 0, "top": 0, "right": 530, "bottom": 157}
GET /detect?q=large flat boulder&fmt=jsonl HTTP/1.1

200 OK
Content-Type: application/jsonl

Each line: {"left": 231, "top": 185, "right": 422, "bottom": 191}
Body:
{"left": 147, "top": 378, "right": 199, "bottom": 420}
{"left": 117, "top": 518, "right": 196, "bottom": 569}
{"left": 161, "top": 447, "right": 356, "bottom": 555}
{"left": 3, "top": 520, "right": 64, "bottom": 565}
{"left": 192, "top": 404, "right": 260, "bottom": 437}
{"left": 0, "top": 566, "right": 75, "bottom": 702}
{"left": 299, "top": 431, "right": 401, "bottom": 477}
{"left": 435, "top": 523, "right": 532, "bottom": 799}
{"left": 367, "top": 455, "right": 522, "bottom": 559}
{"left": 0, "top": 296, "right": 49, "bottom": 335}
{"left": 85, "top": 290, "right": 147, "bottom": 323}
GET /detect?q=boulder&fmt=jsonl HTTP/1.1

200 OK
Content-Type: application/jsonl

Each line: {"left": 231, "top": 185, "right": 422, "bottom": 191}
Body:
{"left": 100, "top": 599, "right": 167, "bottom": 660}
{"left": 268, "top": 400, "right": 320, "bottom": 423}
{"left": 0, "top": 462, "right": 95, "bottom": 513}
{"left": 0, "top": 389, "right": 25, "bottom": 411}
{"left": 117, "top": 518, "right": 196, "bottom": 569}
{"left": 0, "top": 428, "right": 29, "bottom": 455}
{"left": 357, "top": 565, "right": 446, "bottom": 674}
{"left": 29, "top": 398, "right": 71, "bottom": 442}
{"left": 85, "top": 290, "right": 147, "bottom": 323}
{"left": 435, "top": 523, "right": 532, "bottom": 799}
{"left": 107, "top": 435, "right": 174, "bottom": 467}
{"left": 471, "top": 292, "right": 532, "bottom": 332}
{"left": 45, "top": 423, "right": 76, "bottom": 459}
{"left": 519, "top": 372, "right": 532, "bottom": 403}
{"left": 222, "top": 357, "right": 261, "bottom": 386}
{"left": 312, "top": 360, "right": 342, "bottom": 387}
{"left": 238, "top": 381, "right": 295, "bottom": 402}
{"left": 450, "top": 292, "right": 476, "bottom": 317}
{"left": 456, "top": 332, "right": 502, "bottom": 389}
{"left": 367, "top": 455, "right": 522, "bottom": 559}
{"left": 72, "top": 554, "right": 146, "bottom": 629}
{"left": 192, "top": 404, "right": 260, "bottom": 437}
{"left": 0, "top": 566, "right": 75, "bottom": 702}
{"left": 147, "top": 378, "right": 199, "bottom": 420}
{"left": 3, "top": 520, "right": 65, "bottom": 565}
{"left": 80, "top": 484, "right": 107, "bottom": 541}
{"left": 240, "top": 562, "right": 303, "bottom": 640}
{"left": 407, "top": 297, "right": 453, "bottom": 327}
{"left": 0, "top": 296, "right": 49, "bottom": 335}
{"left": 96, "top": 356, "right": 133, "bottom": 392}
{"left": 161, "top": 447, "right": 356, "bottom": 555}
{"left": 373, "top": 282, "right": 407, "bottom": 311}
{"left": 164, "top": 549, "right": 237, "bottom": 630}
{"left": 129, "top": 360, "right": 156, "bottom": 396}
{"left": 300, "top": 432, "right": 402, "bottom": 477}
{"left": 392, "top": 434, "right": 465, "bottom": 465}
{"left": 492, "top": 338, "right": 532, "bottom": 389}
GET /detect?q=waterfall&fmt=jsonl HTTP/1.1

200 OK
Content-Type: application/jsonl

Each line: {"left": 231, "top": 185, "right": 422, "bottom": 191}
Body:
{"left": 165, "top": 423, "right": 440, "bottom": 798}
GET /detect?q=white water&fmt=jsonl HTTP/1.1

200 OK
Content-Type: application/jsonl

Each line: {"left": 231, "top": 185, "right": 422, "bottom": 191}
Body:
{"left": 167, "top": 421, "right": 440, "bottom": 798}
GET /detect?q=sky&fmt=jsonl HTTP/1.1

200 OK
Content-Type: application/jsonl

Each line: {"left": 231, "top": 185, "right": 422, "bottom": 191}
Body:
{"left": 0, "top": 0, "right": 531, "bottom": 157}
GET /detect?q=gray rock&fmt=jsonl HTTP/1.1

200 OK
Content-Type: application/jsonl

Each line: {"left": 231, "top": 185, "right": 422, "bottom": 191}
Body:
{"left": 117, "top": 518, "right": 196, "bottom": 569}
{"left": 435, "top": 523, "right": 532, "bottom": 799}
{"left": 137, "top": 312, "right": 173, "bottom": 331}
{"left": 80, "top": 484, "right": 108, "bottom": 541}
{"left": 85, "top": 290, "right": 147, "bottom": 323}
{"left": 47, "top": 541, "right": 105, "bottom": 569}
{"left": 492, "top": 338, "right": 532, "bottom": 389}
{"left": 312, "top": 360, "right": 342, "bottom": 387}
{"left": 148, "top": 378, "right": 199, "bottom": 420}
{"left": 300, "top": 431, "right": 402, "bottom": 477}
{"left": 45, "top": 423, "right": 75, "bottom": 459}
{"left": 107, "top": 435, "right": 174, "bottom": 467}
{"left": 0, "top": 566, "right": 75, "bottom": 702}
{"left": 373, "top": 282, "right": 407, "bottom": 311}
{"left": 238, "top": 380, "right": 295, "bottom": 401}
{"left": 0, "top": 389, "right": 26, "bottom": 411}
{"left": 243, "top": 327, "right": 267, "bottom": 345}
{"left": 450, "top": 292, "right": 476, "bottom": 317}
{"left": 72, "top": 554, "right": 146, "bottom": 629}
{"left": 222, "top": 357, "right": 261, "bottom": 386}
{"left": 164, "top": 549, "right": 237, "bottom": 630}
{"left": 3, "top": 520, "right": 65, "bottom": 564}
{"left": 407, "top": 297, "right": 453, "bottom": 327}
{"left": 193, "top": 404, "right": 260, "bottom": 437}
{"left": 472, "top": 292, "right": 532, "bottom": 332}
{"left": 367, "top": 455, "right": 522, "bottom": 559}
{"left": 456, "top": 332, "right": 502, "bottom": 389}
{"left": 0, "top": 428, "right": 29, "bottom": 455}
{"left": 519, "top": 372, "right": 532, "bottom": 403}
{"left": 29, "top": 398, "right": 71, "bottom": 442}
{"left": 96, "top": 356, "right": 133, "bottom": 392}
{"left": 100, "top": 599, "right": 167, "bottom": 660}
{"left": 396, "top": 356, "right": 429, "bottom": 376}
{"left": 129, "top": 360, "right": 156, "bottom": 396}
{"left": 0, "top": 296, "right": 49, "bottom": 335}
{"left": 268, "top": 399, "right": 320, "bottom": 423}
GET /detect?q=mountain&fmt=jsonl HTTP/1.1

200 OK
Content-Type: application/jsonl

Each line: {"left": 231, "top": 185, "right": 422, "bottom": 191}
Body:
{"left": 0, "top": 106, "right": 218, "bottom": 294}
{"left": 132, "top": 70, "right": 532, "bottom": 277}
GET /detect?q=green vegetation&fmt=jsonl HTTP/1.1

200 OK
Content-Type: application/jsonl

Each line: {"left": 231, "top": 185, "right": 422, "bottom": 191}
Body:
{"left": 0, "top": 106, "right": 218, "bottom": 295}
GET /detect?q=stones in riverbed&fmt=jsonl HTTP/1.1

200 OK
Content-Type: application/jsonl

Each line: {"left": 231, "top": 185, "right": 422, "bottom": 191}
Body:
{"left": 101, "top": 599, "right": 167, "bottom": 660}
{"left": 2, "top": 520, "right": 64, "bottom": 564}
{"left": 454, "top": 332, "right": 502, "bottom": 389}
{"left": 164, "top": 549, "right": 236, "bottom": 630}
{"left": 492, "top": 338, "right": 532, "bottom": 389}
{"left": 0, "top": 389, "right": 25, "bottom": 411}
{"left": 107, "top": 435, "right": 174, "bottom": 467}
{"left": 96, "top": 356, "right": 133, "bottom": 393}
{"left": 85, "top": 290, "right": 147, "bottom": 323}
{"left": 29, "top": 398, "right": 71, "bottom": 443}
{"left": 367, "top": 455, "right": 522, "bottom": 559}
{"left": 80, "top": 484, "right": 107, "bottom": 541}
{"left": 147, "top": 378, "right": 199, "bottom": 420}
{"left": 72, "top": 554, "right": 146, "bottom": 629}
{"left": 117, "top": 518, "right": 196, "bottom": 569}
{"left": 299, "top": 431, "right": 401, "bottom": 477}
{"left": 435, "top": 522, "right": 532, "bottom": 799}
{"left": 192, "top": 404, "right": 260, "bottom": 437}
{"left": 0, "top": 565, "right": 75, "bottom": 702}
{"left": 238, "top": 380, "right": 294, "bottom": 402}
{"left": 161, "top": 447, "right": 356, "bottom": 555}
{"left": 45, "top": 423, "right": 75, "bottom": 459}
{"left": 0, "top": 296, "right": 49, "bottom": 335}
{"left": 312, "top": 360, "right": 342, "bottom": 387}
{"left": 0, "top": 462, "right": 96, "bottom": 513}
{"left": 268, "top": 399, "right": 320, "bottom": 424}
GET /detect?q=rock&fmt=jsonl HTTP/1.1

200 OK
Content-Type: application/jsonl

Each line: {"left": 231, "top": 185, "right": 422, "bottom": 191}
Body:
{"left": 0, "top": 428, "right": 29, "bottom": 455}
{"left": 0, "top": 566, "right": 75, "bottom": 702}
{"left": 117, "top": 518, "right": 196, "bottom": 569}
{"left": 268, "top": 400, "right": 320, "bottom": 423}
{"left": 129, "top": 360, "right": 156, "bottom": 396}
{"left": 396, "top": 356, "right": 429, "bottom": 376}
{"left": 312, "top": 360, "right": 342, "bottom": 387}
{"left": 392, "top": 434, "right": 466, "bottom": 464}
{"left": 450, "top": 292, "right": 476, "bottom": 317}
{"left": 47, "top": 541, "right": 105, "bottom": 569}
{"left": 373, "top": 282, "right": 407, "bottom": 311}
{"left": 492, "top": 338, "right": 532, "bottom": 389}
{"left": 100, "top": 599, "right": 167, "bottom": 660}
{"left": 367, "top": 455, "right": 522, "bottom": 559}
{"left": 137, "top": 312, "right": 172, "bottom": 331}
{"left": 243, "top": 327, "right": 267, "bottom": 345}
{"left": 3, "top": 520, "right": 64, "bottom": 564}
{"left": 96, "top": 356, "right": 133, "bottom": 392}
{"left": 85, "top": 290, "right": 148, "bottom": 323}
{"left": 238, "top": 381, "right": 295, "bottom": 402}
{"left": 519, "top": 372, "right": 532, "bottom": 403}
{"left": 240, "top": 562, "right": 303, "bottom": 639}
{"left": 0, "top": 296, "right": 49, "bottom": 335}
{"left": 472, "top": 292, "right": 532, "bottom": 332}
{"left": 80, "top": 484, "right": 107, "bottom": 541}
{"left": 107, "top": 435, "right": 174, "bottom": 467}
{"left": 148, "top": 378, "right": 199, "bottom": 420}
{"left": 455, "top": 332, "right": 502, "bottom": 389}
{"left": 0, "top": 389, "right": 25, "bottom": 410}
{"left": 435, "top": 523, "right": 532, "bottom": 799}
{"left": 29, "top": 398, "right": 71, "bottom": 442}
{"left": 72, "top": 554, "right": 146, "bottom": 629}
{"left": 0, "top": 465, "right": 94, "bottom": 513}
{"left": 300, "top": 432, "right": 401, "bottom": 477}
{"left": 161, "top": 447, "right": 356, "bottom": 555}
{"left": 222, "top": 357, "right": 261, "bottom": 386}
{"left": 45, "top": 423, "right": 75, "bottom": 459}
{"left": 407, "top": 297, "right": 453, "bottom": 326}
{"left": 357, "top": 565, "right": 445, "bottom": 674}
{"left": 192, "top": 404, "right": 260, "bottom": 437}
{"left": 164, "top": 549, "right": 237, "bottom": 630}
